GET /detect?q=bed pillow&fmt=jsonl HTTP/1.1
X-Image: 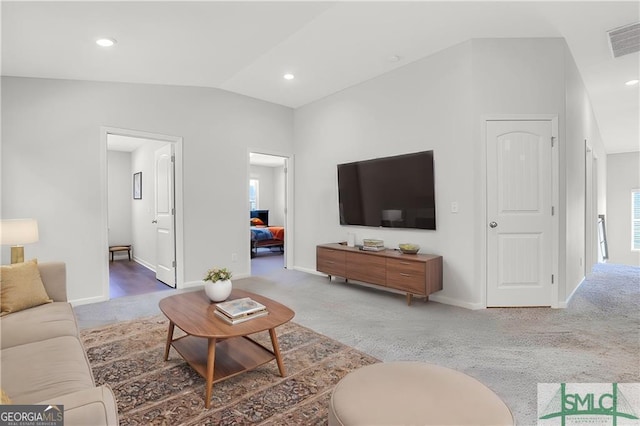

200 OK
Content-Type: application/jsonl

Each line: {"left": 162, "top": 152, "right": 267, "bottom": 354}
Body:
{"left": 251, "top": 218, "right": 265, "bottom": 226}
{"left": 0, "top": 259, "right": 52, "bottom": 316}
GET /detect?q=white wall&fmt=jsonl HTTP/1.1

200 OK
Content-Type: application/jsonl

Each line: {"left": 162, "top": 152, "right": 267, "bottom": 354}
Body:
{"left": 562, "top": 43, "right": 608, "bottom": 298}
{"left": 1, "top": 77, "right": 293, "bottom": 304}
{"left": 294, "top": 41, "right": 477, "bottom": 306}
{"left": 250, "top": 165, "right": 275, "bottom": 216}
{"left": 607, "top": 152, "right": 640, "bottom": 266}
{"left": 272, "top": 166, "right": 286, "bottom": 226}
{"left": 294, "top": 38, "right": 607, "bottom": 308}
{"left": 1, "top": 38, "right": 607, "bottom": 308}
{"left": 471, "top": 38, "right": 566, "bottom": 306}
{"left": 107, "top": 151, "right": 132, "bottom": 252}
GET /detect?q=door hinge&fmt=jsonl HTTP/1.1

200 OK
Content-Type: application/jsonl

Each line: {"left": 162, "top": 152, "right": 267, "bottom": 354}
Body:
{"left": 551, "top": 206, "right": 555, "bottom": 216}
{"left": 284, "top": 167, "right": 288, "bottom": 174}
{"left": 171, "top": 155, "right": 175, "bottom": 163}
{"left": 172, "top": 208, "right": 175, "bottom": 215}
{"left": 172, "top": 260, "right": 176, "bottom": 268}
{"left": 551, "top": 136, "right": 555, "bottom": 147}
{"left": 551, "top": 274, "right": 554, "bottom": 284}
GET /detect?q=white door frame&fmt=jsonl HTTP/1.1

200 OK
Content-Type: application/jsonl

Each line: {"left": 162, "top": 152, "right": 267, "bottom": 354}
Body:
{"left": 480, "top": 115, "right": 559, "bottom": 308}
{"left": 100, "top": 127, "right": 185, "bottom": 300}
{"left": 247, "top": 148, "right": 294, "bottom": 270}
{"left": 585, "top": 143, "right": 598, "bottom": 273}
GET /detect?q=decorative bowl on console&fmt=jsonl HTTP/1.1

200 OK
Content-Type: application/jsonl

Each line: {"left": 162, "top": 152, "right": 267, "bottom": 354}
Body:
{"left": 398, "top": 243, "right": 420, "bottom": 254}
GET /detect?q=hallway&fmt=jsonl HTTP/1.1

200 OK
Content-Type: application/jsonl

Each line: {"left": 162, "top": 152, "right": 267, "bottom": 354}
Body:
{"left": 109, "top": 260, "right": 173, "bottom": 298}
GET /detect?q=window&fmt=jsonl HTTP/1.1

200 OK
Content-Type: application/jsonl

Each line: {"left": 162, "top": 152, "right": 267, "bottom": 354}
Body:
{"left": 249, "top": 179, "right": 259, "bottom": 210}
{"left": 633, "top": 190, "right": 640, "bottom": 250}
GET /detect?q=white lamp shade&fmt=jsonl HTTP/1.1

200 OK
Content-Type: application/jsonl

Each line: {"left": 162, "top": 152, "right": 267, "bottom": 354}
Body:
{"left": 0, "top": 219, "right": 39, "bottom": 245}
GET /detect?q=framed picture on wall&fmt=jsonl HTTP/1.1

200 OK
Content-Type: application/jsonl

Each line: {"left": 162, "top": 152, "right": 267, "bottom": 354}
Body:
{"left": 133, "top": 172, "right": 142, "bottom": 200}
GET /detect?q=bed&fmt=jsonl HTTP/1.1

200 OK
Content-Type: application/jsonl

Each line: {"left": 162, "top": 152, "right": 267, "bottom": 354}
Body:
{"left": 250, "top": 210, "right": 285, "bottom": 257}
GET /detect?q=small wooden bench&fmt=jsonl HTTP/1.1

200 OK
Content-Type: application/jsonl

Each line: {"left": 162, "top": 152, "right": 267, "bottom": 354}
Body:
{"left": 109, "top": 245, "right": 132, "bottom": 262}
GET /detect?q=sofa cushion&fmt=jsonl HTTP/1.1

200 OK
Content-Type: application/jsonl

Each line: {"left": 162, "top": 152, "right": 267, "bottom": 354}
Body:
{"left": 1, "top": 336, "right": 94, "bottom": 404}
{"left": 0, "top": 259, "right": 52, "bottom": 316}
{"left": 1, "top": 302, "right": 79, "bottom": 349}
{"left": 37, "top": 386, "right": 119, "bottom": 426}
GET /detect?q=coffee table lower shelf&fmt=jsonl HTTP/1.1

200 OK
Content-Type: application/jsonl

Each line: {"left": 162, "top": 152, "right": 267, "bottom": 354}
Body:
{"left": 171, "top": 334, "right": 276, "bottom": 384}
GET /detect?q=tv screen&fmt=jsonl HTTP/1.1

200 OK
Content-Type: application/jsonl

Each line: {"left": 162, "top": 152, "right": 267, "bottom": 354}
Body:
{"left": 337, "top": 151, "right": 436, "bottom": 230}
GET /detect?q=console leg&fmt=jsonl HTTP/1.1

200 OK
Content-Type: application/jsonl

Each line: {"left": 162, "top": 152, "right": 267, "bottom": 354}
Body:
{"left": 406, "top": 293, "right": 413, "bottom": 306}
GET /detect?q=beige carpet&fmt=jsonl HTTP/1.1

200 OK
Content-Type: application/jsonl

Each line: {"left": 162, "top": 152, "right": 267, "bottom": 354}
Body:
{"left": 80, "top": 315, "right": 378, "bottom": 425}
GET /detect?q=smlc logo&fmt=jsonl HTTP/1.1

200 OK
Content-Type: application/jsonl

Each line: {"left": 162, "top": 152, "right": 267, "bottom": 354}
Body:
{"left": 538, "top": 383, "right": 640, "bottom": 425}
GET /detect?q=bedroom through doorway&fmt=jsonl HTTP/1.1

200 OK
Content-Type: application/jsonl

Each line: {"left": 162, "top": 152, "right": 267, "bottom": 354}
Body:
{"left": 249, "top": 152, "right": 289, "bottom": 276}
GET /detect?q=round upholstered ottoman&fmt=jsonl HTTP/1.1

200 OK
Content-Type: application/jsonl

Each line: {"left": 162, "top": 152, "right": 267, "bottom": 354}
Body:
{"left": 328, "top": 362, "right": 514, "bottom": 426}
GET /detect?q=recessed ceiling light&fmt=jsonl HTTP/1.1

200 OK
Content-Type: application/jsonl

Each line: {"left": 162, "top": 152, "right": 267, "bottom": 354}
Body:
{"left": 388, "top": 55, "right": 401, "bottom": 62}
{"left": 283, "top": 73, "right": 295, "bottom": 80}
{"left": 625, "top": 79, "right": 639, "bottom": 86}
{"left": 96, "top": 38, "right": 116, "bottom": 47}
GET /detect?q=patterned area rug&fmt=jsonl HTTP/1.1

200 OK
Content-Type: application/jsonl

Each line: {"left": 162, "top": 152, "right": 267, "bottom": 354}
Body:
{"left": 80, "top": 316, "right": 379, "bottom": 425}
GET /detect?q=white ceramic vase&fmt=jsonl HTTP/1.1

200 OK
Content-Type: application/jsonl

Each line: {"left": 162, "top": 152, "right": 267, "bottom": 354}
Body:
{"left": 204, "top": 279, "right": 232, "bottom": 302}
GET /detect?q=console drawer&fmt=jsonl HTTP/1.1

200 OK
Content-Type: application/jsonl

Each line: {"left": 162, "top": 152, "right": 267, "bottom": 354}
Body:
{"left": 346, "top": 252, "right": 386, "bottom": 286}
{"left": 317, "top": 247, "right": 346, "bottom": 277}
{"left": 386, "top": 259, "right": 426, "bottom": 294}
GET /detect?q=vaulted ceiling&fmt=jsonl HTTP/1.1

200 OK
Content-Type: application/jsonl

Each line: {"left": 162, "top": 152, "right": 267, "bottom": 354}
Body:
{"left": 2, "top": 1, "right": 638, "bottom": 153}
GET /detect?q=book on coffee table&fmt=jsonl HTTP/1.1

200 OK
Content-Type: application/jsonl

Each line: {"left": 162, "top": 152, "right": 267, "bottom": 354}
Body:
{"left": 214, "top": 309, "right": 268, "bottom": 324}
{"left": 216, "top": 297, "right": 267, "bottom": 318}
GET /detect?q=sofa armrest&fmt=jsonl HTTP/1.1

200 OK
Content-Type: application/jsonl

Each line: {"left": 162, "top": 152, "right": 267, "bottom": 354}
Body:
{"left": 37, "top": 386, "right": 119, "bottom": 426}
{"left": 38, "top": 262, "right": 67, "bottom": 302}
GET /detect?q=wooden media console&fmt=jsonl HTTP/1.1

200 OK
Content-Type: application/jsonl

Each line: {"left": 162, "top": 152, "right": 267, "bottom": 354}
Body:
{"left": 316, "top": 243, "right": 443, "bottom": 305}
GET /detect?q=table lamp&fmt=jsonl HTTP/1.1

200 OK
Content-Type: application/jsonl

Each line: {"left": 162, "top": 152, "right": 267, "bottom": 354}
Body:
{"left": 0, "top": 218, "right": 39, "bottom": 264}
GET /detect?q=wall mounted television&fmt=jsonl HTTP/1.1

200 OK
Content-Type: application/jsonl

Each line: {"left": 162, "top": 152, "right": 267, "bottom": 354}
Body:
{"left": 337, "top": 150, "right": 436, "bottom": 230}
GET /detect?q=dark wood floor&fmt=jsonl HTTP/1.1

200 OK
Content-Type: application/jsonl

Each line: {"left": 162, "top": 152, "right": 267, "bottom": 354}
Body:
{"left": 109, "top": 260, "right": 174, "bottom": 299}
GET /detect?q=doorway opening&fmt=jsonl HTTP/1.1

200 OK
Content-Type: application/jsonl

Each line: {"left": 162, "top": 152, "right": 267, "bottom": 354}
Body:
{"left": 249, "top": 152, "right": 291, "bottom": 277}
{"left": 102, "top": 127, "right": 184, "bottom": 299}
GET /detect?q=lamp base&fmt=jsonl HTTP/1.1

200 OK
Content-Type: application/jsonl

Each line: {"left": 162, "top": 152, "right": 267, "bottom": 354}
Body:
{"left": 10, "top": 246, "right": 24, "bottom": 264}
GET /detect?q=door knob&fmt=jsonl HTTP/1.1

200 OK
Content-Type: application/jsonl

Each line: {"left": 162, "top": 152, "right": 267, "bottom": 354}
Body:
{"left": 152, "top": 220, "right": 158, "bottom": 224}
{"left": 489, "top": 221, "right": 498, "bottom": 228}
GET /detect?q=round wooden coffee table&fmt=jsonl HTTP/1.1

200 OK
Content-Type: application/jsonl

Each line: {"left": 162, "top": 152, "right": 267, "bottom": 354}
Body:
{"left": 159, "top": 289, "right": 295, "bottom": 408}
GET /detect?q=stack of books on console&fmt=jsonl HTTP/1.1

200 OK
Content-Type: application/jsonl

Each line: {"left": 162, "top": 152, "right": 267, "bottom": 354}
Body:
{"left": 214, "top": 297, "right": 268, "bottom": 325}
{"left": 361, "top": 239, "right": 385, "bottom": 252}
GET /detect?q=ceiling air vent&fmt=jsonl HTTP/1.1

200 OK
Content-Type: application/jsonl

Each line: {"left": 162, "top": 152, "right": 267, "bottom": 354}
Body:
{"left": 608, "top": 22, "right": 640, "bottom": 58}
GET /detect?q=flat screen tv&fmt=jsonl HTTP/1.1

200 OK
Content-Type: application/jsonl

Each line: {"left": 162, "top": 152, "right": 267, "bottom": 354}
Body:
{"left": 337, "top": 150, "right": 436, "bottom": 230}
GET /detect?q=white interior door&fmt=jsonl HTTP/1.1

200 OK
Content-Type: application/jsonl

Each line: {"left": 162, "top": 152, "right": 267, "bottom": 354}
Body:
{"left": 487, "top": 120, "right": 553, "bottom": 307}
{"left": 155, "top": 144, "right": 176, "bottom": 287}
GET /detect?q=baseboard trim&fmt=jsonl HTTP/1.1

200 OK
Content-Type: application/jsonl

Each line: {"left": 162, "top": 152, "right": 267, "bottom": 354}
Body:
{"left": 181, "top": 273, "right": 251, "bottom": 290}
{"left": 429, "top": 294, "right": 484, "bottom": 310}
{"left": 292, "top": 266, "right": 325, "bottom": 276}
{"left": 233, "top": 272, "right": 251, "bottom": 280}
{"left": 181, "top": 280, "right": 204, "bottom": 290}
{"left": 558, "top": 276, "right": 586, "bottom": 308}
{"left": 133, "top": 257, "right": 155, "bottom": 272}
{"left": 70, "top": 295, "right": 109, "bottom": 307}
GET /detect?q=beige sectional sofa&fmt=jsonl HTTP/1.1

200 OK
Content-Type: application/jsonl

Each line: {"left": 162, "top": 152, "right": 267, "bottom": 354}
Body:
{"left": 0, "top": 261, "right": 119, "bottom": 425}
